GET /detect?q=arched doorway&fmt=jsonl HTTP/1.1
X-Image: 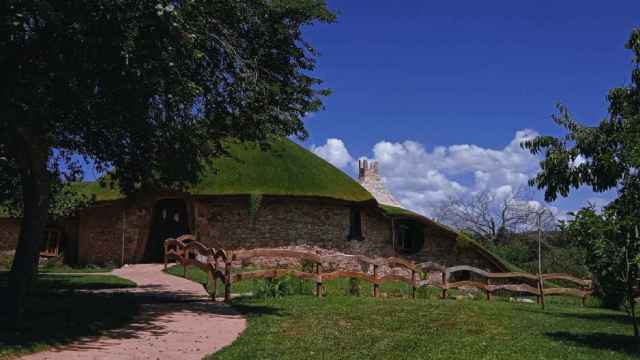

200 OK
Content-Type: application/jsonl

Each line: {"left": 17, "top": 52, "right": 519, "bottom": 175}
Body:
{"left": 144, "top": 199, "right": 190, "bottom": 262}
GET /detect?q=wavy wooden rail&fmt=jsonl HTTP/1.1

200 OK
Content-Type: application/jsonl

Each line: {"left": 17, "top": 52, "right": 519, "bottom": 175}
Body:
{"left": 163, "top": 237, "right": 592, "bottom": 306}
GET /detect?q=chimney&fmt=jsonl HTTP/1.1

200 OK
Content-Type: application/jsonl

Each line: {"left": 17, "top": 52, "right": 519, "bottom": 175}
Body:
{"left": 358, "top": 159, "right": 380, "bottom": 182}
{"left": 357, "top": 159, "right": 402, "bottom": 207}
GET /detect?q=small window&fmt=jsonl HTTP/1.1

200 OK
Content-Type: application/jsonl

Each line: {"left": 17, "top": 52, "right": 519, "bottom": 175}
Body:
{"left": 348, "top": 207, "right": 364, "bottom": 241}
{"left": 395, "top": 221, "right": 424, "bottom": 254}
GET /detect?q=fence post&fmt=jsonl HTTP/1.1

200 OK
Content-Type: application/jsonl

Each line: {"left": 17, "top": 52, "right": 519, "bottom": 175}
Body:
{"left": 224, "top": 260, "right": 231, "bottom": 302}
{"left": 411, "top": 269, "right": 416, "bottom": 299}
{"left": 442, "top": 270, "right": 448, "bottom": 299}
{"left": 373, "top": 264, "right": 380, "bottom": 298}
{"left": 213, "top": 257, "right": 218, "bottom": 301}
{"left": 537, "top": 277, "right": 545, "bottom": 309}
{"left": 164, "top": 247, "right": 167, "bottom": 270}
{"left": 486, "top": 277, "right": 491, "bottom": 301}
{"left": 182, "top": 259, "right": 189, "bottom": 279}
{"left": 315, "top": 263, "right": 322, "bottom": 298}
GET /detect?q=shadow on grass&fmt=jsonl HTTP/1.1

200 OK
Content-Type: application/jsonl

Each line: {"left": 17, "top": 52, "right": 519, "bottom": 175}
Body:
{"left": 546, "top": 332, "right": 640, "bottom": 356}
{"left": 230, "top": 301, "right": 284, "bottom": 317}
{"left": 516, "top": 306, "right": 634, "bottom": 327}
{"left": 0, "top": 291, "right": 141, "bottom": 353}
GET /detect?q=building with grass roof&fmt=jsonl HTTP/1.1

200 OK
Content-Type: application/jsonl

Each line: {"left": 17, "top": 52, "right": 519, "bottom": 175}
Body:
{"left": 0, "top": 139, "right": 507, "bottom": 271}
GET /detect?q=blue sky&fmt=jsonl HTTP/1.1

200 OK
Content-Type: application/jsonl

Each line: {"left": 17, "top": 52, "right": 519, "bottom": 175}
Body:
{"left": 299, "top": 1, "right": 639, "bottom": 216}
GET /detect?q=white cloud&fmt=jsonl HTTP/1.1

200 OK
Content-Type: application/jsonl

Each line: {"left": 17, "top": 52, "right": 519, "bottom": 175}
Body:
{"left": 310, "top": 131, "right": 569, "bottom": 219}
{"left": 311, "top": 138, "right": 353, "bottom": 169}
{"left": 364, "top": 130, "right": 542, "bottom": 216}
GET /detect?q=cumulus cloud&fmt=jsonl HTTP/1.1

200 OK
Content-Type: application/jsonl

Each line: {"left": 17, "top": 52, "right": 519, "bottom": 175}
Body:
{"left": 364, "top": 130, "right": 542, "bottom": 216}
{"left": 311, "top": 138, "right": 354, "bottom": 169}
{"left": 310, "top": 131, "right": 563, "bottom": 218}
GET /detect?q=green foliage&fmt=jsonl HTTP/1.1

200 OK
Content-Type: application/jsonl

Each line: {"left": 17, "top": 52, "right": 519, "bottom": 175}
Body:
{"left": 523, "top": 27, "right": 640, "bottom": 336}
{"left": 255, "top": 276, "right": 314, "bottom": 299}
{"left": 488, "top": 232, "right": 589, "bottom": 278}
{"left": 523, "top": 27, "right": 640, "bottom": 202}
{"left": 1, "top": 0, "right": 336, "bottom": 196}
{"left": 562, "top": 206, "right": 639, "bottom": 310}
{"left": 0, "top": 252, "right": 14, "bottom": 270}
{"left": 0, "top": 0, "right": 336, "bottom": 310}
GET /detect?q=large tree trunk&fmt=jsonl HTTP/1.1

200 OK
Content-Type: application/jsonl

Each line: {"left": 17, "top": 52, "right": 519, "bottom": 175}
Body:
{"left": 7, "top": 130, "right": 50, "bottom": 329}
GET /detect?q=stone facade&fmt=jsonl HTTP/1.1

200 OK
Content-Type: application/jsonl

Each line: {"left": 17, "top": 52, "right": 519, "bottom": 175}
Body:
{"left": 0, "top": 194, "right": 504, "bottom": 272}
{"left": 0, "top": 218, "right": 19, "bottom": 252}
{"left": 76, "top": 199, "right": 156, "bottom": 265}
{"left": 411, "top": 224, "right": 498, "bottom": 271}
{"left": 194, "top": 196, "right": 395, "bottom": 258}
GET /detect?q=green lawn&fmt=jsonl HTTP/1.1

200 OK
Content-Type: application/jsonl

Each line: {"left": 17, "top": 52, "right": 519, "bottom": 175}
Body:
{"left": 39, "top": 264, "right": 115, "bottom": 274}
{"left": 167, "top": 265, "right": 639, "bottom": 360}
{"left": 0, "top": 272, "right": 139, "bottom": 359}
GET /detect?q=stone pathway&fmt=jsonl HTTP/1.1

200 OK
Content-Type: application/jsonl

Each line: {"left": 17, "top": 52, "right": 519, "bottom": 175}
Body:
{"left": 21, "top": 264, "right": 246, "bottom": 360}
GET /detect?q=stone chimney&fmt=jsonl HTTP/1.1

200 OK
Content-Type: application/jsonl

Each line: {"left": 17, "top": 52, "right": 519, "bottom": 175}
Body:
{"left": 357, "top": 160, "right": 402, "bottom": 207}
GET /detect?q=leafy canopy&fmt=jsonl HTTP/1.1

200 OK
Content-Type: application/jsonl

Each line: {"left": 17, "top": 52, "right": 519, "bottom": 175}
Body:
{"left": 524, "top": 28, "right": 640, "bottom": 334}
{"left": 523, "top": 28, "right": 640, "bottom": 202}
{"left": 0, "top": 0, "right": 335, "bottom": 202}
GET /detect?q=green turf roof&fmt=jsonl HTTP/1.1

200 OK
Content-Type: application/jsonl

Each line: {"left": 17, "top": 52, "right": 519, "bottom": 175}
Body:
{"left": 71, "top": 139, "right": 373, "bottom": 203}
{"left": 191, "top": 139, "right": 372, "bottom": 201}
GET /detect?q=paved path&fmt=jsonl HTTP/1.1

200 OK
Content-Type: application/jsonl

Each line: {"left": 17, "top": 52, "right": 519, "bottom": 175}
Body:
{"left": 21, "top": 264, "right": 246, "bottom": 360}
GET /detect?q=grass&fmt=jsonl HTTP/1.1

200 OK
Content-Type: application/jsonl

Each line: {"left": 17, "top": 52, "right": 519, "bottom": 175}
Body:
{"left": 0, "top": 272, "right": 139, "bottom": 359}
{"left": 167, "top": 265, "right": 639, "bottom": 360}
{"left": 1, "top": 252, "right": 115, "bottom": 274}
{"left": 39, "top": 256, "right": 115, "bottom": 274}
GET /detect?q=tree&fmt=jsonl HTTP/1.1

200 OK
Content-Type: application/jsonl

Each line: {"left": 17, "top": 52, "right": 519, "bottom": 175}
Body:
{"left": 524, "top": 27, "right": 640, "bottom": 336}
{"left": 0, "top": 0, "right": 335, "bottom": 326}
{"left": 434, "top": 187, "right": 556, "bottom": 245}
{"left": 562, "top": 199, "right": 639, "bottom": 337}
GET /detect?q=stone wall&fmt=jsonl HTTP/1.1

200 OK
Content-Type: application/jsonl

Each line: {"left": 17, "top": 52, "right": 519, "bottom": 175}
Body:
{"left": 195, "top": 196, "right": 395, "bottom": 258}
{"left": 0, "top": 218, "right": 19, "bottom": 252}
{"left": 66, "top": 193, "right": 502, "bottom": 270}
{"left": 405, "top": 223, "right": 502, "bottom": 272}
{"left": 77, "top": 201, "right": 152, "bottom": 265}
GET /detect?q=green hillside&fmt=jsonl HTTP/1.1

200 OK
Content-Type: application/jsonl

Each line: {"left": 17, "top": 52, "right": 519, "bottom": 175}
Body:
{"left": 73, "top": 139, "right": 373, "bottom": 203}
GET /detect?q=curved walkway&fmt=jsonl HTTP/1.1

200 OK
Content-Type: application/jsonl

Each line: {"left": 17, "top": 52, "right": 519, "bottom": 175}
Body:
{"left": 21, "top": 264, "right": 246, "bottom": 360}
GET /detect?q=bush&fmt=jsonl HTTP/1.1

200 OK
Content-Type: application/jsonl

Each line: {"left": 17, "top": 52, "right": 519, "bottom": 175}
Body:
{"left": 254, "top": 276, "right": 314, "bottom": 299}
{"left": 0, "top": 251, "right": 14, "bottom": 270}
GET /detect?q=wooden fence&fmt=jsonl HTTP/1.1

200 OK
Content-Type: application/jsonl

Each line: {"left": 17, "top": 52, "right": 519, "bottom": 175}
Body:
{"left": 164, "top": 236, "right": 592, "bottom": 305}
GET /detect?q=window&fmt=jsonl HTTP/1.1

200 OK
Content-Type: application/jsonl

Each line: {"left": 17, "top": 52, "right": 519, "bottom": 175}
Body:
{"left": 395, "top": 221, "right": 424, "bottom": 254}
{"left": 40, "top": 228, "right": 62, "bottom": 257}
{"left": 348, "top": 207, "right": 364, "bottom": 241}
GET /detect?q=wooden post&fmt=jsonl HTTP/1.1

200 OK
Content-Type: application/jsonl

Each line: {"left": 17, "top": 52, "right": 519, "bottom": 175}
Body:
{"left": 373, "top": 264, "right": 380, "bottom": 298}
{"left": 206, "top": 266, "right": 214, "bottom": 301}
{"left": 213, "top": 258, "right": 218, "bottom": 301}
{"left": 224, "top": 260, "right": 231, "bottom": 302}
{"left": 442, "top": 270, "right": 448, "bottom": 299}
{"left": 411, "top": 270, "right": 416, "bottom": 299}
{"left": 315, "top": 263, "right": 322, "bottom": 298}
{"left": 538, "top": 277, "right": 545, "bottom": 309}
{"left": 164, "top": 246, "right": 167, "bottom": 270}
{"left": 486, "top": 277, "right": 491, "bottom": 301}
{"left": 183, "top": 261, "right": 187, "bottom": 278}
